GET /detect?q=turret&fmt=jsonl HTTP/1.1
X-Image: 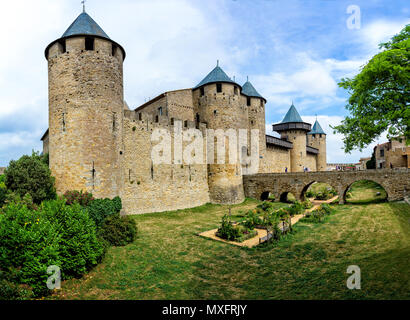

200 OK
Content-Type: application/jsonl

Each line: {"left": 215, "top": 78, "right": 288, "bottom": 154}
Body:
{"left": 308, "top": 119, "right": 327, "bottom": 171}
{"left": 242, "top": 78, "right": 267, "bottom": 173}
{"left": 192, "top": 63, "right": 245, "bottom": 204}
{"left": 45, "top": 10, "right": 126, "bottom": 198}
{"left": 272, "top": 103, "right": 311, "bottom": 172}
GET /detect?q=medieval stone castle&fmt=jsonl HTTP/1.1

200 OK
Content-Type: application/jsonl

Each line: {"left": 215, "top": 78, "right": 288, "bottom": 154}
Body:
{"left": 41, "top": 11, "right": 327, "bottom": 214}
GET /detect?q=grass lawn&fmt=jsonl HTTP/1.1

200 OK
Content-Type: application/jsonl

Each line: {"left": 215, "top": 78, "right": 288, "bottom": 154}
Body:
{"left": 50, "top": 198, "right": 410, "bottom": 300}
{"left": 346, "top": 180, "right": 388, "bottom": 204}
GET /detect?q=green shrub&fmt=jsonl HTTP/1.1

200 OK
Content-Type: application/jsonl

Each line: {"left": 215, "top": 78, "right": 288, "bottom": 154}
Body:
{"left": 305, "top": 190, "right": 315, "bottom": 198}
{"left": 216, "top": 214, "right": 256, "bottom": 242}
{"left": 64, "top": 190, "right": 94, "bottom": 207}
{"left": 42, "top": 199, "right": 105, "bottom": 278}
{"left": 320, "top": 203, "right": 334, "bottom": 215}
{"left": 257, "top": 201, "right": 275, "bottom": 212}
{"left": 0, "top": 198, "right": 105, "bottom": 297}
{"left": 87, "top": 196, "right": 122, "bottom": 228}
{"left": 243, "top": 210, "right": 262, "bottom": 229}
{"left": 0, "top": 202, "right": 61, "bottom": 296}
{"left": 302, "top": 199, "right": 313, "bottom": 209}
{"left": 4, "top": 152, "right": 56, "bottom": 204}
{"left": 0, "top": 174, "right": 6, "bottom": 208}
{"left": 288, "top": 201, "right": 304, "bottom": 216}
{"left": 99, "top": 213, "right": 137, "bottom": 246}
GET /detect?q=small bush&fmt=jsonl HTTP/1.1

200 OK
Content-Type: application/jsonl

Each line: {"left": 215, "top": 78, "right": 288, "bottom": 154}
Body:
{"left": 64, "top": 190, "right": 94, "bottom": 207}
{"left": 42, "top": 199, "right": 105, "bottom": 278}
{"left": 4, "top": 152, "right": 56, "bottom": 204}
{"left": 0, "top": 174, "right": 6, "bottom": 208}
{"left": 87, "top": 196, "right": 122, "bottom": 228}
{"left": 0, "top": 202, "right": 61, "bottom": 296}
{"left": 216, "top": 214, "right": 256, "bottom": 242}
{"left": 305, "top": 190, "right": 315, "bottom": 198}
{"left": 257, "top": 201, "right": 275, "bottom": 212}
{"left": 288, "top": 201, "right": 304, "bottom": 216}
{"left": 99, "top": 214, "right": 137, "bottom": 246}
{"left": 302, "top": 199, "right": 313, "bottom": 209}
{"left": 0, "top": 198, "right": 105, "bottom": 297}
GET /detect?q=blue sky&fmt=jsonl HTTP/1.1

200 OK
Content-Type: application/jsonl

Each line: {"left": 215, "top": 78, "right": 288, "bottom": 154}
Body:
{"left": 0, "top": 0, "right": 409, "bottom": 166}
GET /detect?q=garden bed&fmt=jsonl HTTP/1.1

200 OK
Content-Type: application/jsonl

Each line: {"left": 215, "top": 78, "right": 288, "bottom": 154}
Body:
{"left": 199, "top": 227, "right": 268, "bottom": 248}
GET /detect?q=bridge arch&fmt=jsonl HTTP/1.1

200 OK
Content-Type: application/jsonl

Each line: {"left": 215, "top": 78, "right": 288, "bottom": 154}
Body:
{"left": 343, "top": 179, "right": 388, "bottom": 204}
{"left": 300, "top": 180, "right": 339, "bottom": 201}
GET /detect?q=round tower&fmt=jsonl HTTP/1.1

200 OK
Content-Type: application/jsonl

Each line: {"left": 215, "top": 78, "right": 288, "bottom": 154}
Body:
{"left": 308, "top": 119, "right": 327, "bottom": 171}
{"left": 193, "top": 64, "right": 246, "bottom": 204}
{"left": 242, "top": 78, "right": 267, "bottom": 173}
{"left": 272, "top": 103, "right": 311, "bottom": 172}
{"left": 44, "top": 11, "right": 126, "bottom": 198}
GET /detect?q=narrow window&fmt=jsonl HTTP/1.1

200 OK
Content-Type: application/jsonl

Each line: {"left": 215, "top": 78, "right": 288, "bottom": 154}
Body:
{"left": 138, "top": 113, "right": 142, "bottom": 121}
{"left": 59, "top": 40, "right": 66, "bottom": 53}
{"left": 214, "top": 110, "right": 217, "bottom": 116}
{"left": 200, "top": 87, "right": 205, "bottom": 96}
{"left": 91, "top": 161, "right": 96, "bottom": 190}
{"left": 216, "top": 83, "right": 222, "bottom": 93}
{"left": 247, "top": 97, "right": 251, "bottom": 106}
{"left": 112, "top": 113, "right": 116, "bottom": 131}
{"left": 171, "top": 118, "right": 174, "bottom": 125}
{"left": 196, "top": 113, "right": 200, "bottom": 129}
{"left": 85, "top": 37, "right": 94, "bottom": 51}
{"left": 155, "top": 115, "right": 159, "bottom": 123}
{"left": 62, "top": 112, "right": 66, "bottom": 132}
{"left": 234, "top": 86, "right": 238, "bottom": 95}
{"left": 158, "top": 107, "right": 163, "bottom": 116}
{"left": 184, "top": 120, "right": 188, "bottom": 128}
{"left": 112, "top": 44, "right": 117, "bottom": 56}
{"left": 151, "top": 163, "right": 154, "bottom": 179}
{"left": 260, "top": 100, "right": 263, "bottom": 107}
{"left": 380, "top": 149, "right": 384, "bottom": 157}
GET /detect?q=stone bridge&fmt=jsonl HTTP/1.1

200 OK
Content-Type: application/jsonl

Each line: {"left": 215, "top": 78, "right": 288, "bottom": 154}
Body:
{"left": 243, "top": 168, "right": 410, "bottom": 204}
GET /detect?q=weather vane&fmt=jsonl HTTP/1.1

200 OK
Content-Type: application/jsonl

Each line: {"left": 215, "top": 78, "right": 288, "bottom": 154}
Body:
{"left": 82, "top": 0, "right": 86, "bottom": 12}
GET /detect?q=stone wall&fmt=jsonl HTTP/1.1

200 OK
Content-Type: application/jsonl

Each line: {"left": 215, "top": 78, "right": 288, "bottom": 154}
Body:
{"left": 305, "top": 153, "right": 317, "bottom": 172}
{"left": 120, "top": 110, "right": 210, "bottom": 214}
{"left": 243, "top": 168, "right": 410, "bottom": 203}
{"left": 260, "top": 147, "right": 290, "bottom": 173}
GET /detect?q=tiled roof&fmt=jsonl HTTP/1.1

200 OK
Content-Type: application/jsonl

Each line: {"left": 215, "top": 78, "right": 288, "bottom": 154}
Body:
{"left": 242, "top": 80, "right": 265, "bottom": 101}
{"left": 62, "top": 12, "right": 110, "bottom": 39}
{"left": 194, "top": 65, "right": 239, "bottom": 89}
{"left": 308, "top": 120, "right": 326, "bottom": 134}
{"left": 282, "top": 103, "right": 303, "bottom": 123}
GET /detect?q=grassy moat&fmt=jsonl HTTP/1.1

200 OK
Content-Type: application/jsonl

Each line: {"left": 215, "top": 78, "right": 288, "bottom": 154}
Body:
{"left": 50, "top": 183, "right": 409, "bottom": 300}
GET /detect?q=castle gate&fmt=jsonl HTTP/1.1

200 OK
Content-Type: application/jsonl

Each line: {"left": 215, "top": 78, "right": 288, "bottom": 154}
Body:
{"left": 243, "top": 169, "right": 410, "bottom": 204}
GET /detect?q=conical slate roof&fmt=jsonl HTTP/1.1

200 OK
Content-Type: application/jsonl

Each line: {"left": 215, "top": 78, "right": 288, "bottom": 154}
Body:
{"left": 282, "top": 103, "right": 303, "bottom": 123}
{"left": 62, "top": 12, "right": 110, "bottom": 39}
{"left": 242, "top": 80, "right": 266, "bottom": 101}
{"left": 194, "top": 65, "right": 239, "bottom": 89}
{"left": 308, "top": 120, "right": 326, "bottom": 134}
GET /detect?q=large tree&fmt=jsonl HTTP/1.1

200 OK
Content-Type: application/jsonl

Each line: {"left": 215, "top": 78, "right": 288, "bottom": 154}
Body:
{"left": 333, "top": 24, "right": 409, "bottom": 153}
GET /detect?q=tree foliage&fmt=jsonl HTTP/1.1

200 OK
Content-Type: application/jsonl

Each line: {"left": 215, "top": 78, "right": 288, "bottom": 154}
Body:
{"left": 4, "top": 152, "right": 56, "bottom": 204}
{"left": 332, "top": 24, "right": 410, "bottom": 152}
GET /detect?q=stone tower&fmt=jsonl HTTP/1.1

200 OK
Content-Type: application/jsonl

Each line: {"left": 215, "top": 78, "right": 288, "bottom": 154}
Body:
{"left": 44, "top": 11, "right": 126, "bottom": 198}
{"left": 308, "top": 119, "right": 327, "bottom": 171}
{"left": 272, "top": 103, "right": 311, "bottom": 172}
{"left": 241, "top": 79, "right": 267, "bottom": 173}
{"left": 192, "top": 64, "right": 246, "bottom": 204}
